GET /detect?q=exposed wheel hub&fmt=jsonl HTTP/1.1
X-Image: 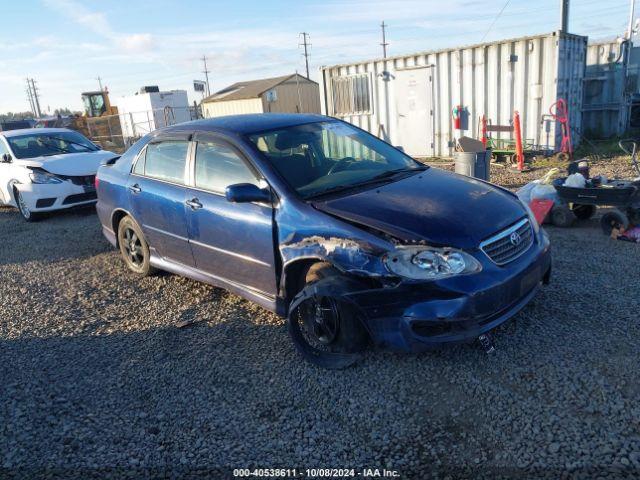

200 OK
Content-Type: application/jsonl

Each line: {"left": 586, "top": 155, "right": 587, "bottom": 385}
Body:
{"left": 310, "top": 296, "right": 339, "bottom": 345}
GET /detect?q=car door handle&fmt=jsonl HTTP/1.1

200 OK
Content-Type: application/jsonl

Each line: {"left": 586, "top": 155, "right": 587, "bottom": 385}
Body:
{"left": 129, "top": 184, "right": 141, "bottom": 194}
{"left": 186, "top": 198, "right": 203, "bottom": 210}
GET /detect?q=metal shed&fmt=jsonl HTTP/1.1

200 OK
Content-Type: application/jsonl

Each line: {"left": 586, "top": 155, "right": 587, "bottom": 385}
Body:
{"left": 320, "top": 31, "right": 587, "bottom": 158}
{"left": 201, "top": 74, "right": 321, "bottom": 118}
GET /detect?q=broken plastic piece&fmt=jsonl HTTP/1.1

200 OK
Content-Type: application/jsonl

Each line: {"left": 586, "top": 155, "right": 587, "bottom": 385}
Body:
{"left": 478, "top": 333, "right": 496, "bottom": 354}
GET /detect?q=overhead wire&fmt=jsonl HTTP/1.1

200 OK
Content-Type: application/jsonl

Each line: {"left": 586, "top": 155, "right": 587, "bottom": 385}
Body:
{"left": 480, "top": 0, "right": 512, "bottom": 43}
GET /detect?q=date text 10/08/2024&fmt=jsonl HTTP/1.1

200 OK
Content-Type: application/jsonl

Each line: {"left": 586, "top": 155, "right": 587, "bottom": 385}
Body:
{"left": 232, "top": 468, "right": 401, "bottom": 478}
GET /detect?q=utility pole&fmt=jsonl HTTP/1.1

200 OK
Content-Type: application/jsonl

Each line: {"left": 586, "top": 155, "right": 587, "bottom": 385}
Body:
{"left": 299, "top": 32, "right": 311, "bottom": 79}
{"left": 97, "top": 76, "right": 103, "bottom": 92}
{"left": 627, "top": 0, "right": 636, "bottom": 39}
{"left": 25, "top": 79, "right": 36, "bottom": 116}
{"left": 27, "top": 78, "right": 42, "bottom": 118}
{"left": 560, "top": 0, "right": 569, "bottom": 33}
{"left": 380, "top": 21, "right": 389, "bottom": 58}
{"left": 201, "top": 56, "right": 211, "bottom": 97}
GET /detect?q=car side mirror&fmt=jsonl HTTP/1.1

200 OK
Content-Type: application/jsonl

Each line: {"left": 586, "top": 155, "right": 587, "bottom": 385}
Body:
{"left": 225, "top": 183, "right": 271, "bottom": 204}
{"left": 1, "top": 153, "right": 11, "bottom": 163}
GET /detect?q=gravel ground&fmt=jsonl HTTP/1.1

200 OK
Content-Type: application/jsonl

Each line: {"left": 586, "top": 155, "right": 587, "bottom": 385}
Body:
{"left": 1, "top": 160, "right": 640, "bottom": 479}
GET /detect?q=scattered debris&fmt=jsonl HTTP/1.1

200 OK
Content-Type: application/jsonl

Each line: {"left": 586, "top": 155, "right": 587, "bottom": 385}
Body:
{"left": 563, "top": 172, "right": 587, "bottom": 188}
{"left": 516, "top": 168, "right": 560, "bottom": 225}
{"left": 529, "top": 199, "right": 554, "bottom": 224}
{"left": 611, "top": 225, "right": 640, "bottom": 243}
{"left": 478, "top": 333, "right": 496, "bottom": 354}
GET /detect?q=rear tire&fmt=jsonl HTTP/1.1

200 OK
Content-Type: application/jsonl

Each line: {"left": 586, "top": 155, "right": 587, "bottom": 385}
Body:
{"left": 13, "top": 187, "right": 40, "bottom": 222}
{"left": 601, "top": 210, "right": 629, "bottom": 236}
{"left": 117, "top": 216, "right": 156, "bottom": 276}
{"left": 288, "top": 263, "right": 369, "bottom": 369}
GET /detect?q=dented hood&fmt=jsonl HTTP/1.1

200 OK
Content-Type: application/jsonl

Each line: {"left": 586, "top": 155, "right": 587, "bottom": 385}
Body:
{"left": 17, "top": 150, "right": 117, "bottom": 176}
{"left": 312, "top": 168, "right": 526, "bottom": 249}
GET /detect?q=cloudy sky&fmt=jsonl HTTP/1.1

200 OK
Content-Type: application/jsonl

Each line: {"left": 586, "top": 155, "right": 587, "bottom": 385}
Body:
{"left": 0, "top": 0, "right": 635, "bottom": 114}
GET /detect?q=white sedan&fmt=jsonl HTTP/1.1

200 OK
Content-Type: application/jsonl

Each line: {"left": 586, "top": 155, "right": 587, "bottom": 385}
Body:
{"left": 0, "top": 128, "right": 118, "bottom": 221}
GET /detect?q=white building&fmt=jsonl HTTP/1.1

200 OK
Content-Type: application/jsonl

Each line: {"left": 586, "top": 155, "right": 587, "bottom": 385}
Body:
{"left": 114, "top": 89, "right": 192, "bottom": 142}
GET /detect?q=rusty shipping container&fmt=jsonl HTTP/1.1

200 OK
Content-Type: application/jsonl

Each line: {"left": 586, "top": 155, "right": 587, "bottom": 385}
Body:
{"left": 320, "top": 31, "right": 587, "bottom": 158}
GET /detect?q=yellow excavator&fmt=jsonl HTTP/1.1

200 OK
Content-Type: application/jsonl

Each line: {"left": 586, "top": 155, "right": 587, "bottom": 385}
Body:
{"left": 71, "top": 90, "right": 125, "bottom": 152}
{"left": 81, "top": 90, "right": 118, "bottom": 117}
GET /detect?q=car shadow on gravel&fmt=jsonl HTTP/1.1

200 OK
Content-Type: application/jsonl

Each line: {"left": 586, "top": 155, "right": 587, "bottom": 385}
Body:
{"left": 0, "top": 205, "right": 108, "bottom": 266}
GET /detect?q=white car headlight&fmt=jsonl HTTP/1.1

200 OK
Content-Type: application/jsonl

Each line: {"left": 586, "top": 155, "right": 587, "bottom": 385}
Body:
{"left": 29, "top": 170, "right": 63, "bottom": 184}
{"left": 384, "top": 246, "right": 482, "bottom": 280}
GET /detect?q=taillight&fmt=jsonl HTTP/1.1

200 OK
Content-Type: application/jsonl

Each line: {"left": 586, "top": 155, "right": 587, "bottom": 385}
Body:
{"left": 94, "top": 176, "right": 100, "bottom": 190}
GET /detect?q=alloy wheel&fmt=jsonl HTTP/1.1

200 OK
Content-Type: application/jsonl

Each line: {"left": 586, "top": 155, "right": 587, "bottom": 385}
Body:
{"left": 16, "top": 190, "right": 31, "bottom": 219}
{"left": 122, "top": 227, "right": 144, "bottom": 268}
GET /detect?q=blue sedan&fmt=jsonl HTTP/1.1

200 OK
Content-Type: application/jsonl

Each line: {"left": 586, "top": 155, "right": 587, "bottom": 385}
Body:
{"left": 96, "top": 114, "right": 551, "bottom": 368}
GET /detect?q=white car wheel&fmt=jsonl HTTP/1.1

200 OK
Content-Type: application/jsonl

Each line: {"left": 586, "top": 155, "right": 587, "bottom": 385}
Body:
{"left": 14, "top": 188, "right": 38, "bottom": 222}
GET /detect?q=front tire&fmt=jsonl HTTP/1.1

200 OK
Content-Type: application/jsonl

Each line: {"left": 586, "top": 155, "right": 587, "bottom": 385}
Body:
{"left": 14, "top": 187, "right": 40, "bottom": 222}
{"left": 550, "top": 204, "right": 575, "bottom": 227}
{"left": 117, "top": 216, "right": 156, "bottom": 276}
{"left": 288, "top": 263, "right": 369, "bottom": 369}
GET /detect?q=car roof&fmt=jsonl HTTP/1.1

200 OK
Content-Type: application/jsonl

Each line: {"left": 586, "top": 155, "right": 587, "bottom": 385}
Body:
{"left": 1, "top": 127, "right": 75, "bottom": 138}
{"left": 163, "top": 113, "right": 332, "bottom": 135}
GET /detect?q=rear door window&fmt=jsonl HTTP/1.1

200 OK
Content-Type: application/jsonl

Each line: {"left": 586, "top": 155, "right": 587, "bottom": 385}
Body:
{"left": 143, "top": 141, "right": 188, "bottom": 184}
{"left": 194, "top": 141, "right": 258, "bottom": 193}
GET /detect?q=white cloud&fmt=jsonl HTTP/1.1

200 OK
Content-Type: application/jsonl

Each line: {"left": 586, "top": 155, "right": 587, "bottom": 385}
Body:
{"left": 43, "top": 0, "right": 113, "bottom": 36}
{"left": 43, "top": 0, "right": 155, "bottom": 53}
{"left": 117, "top": 33, "right": 155, "bottom": 53}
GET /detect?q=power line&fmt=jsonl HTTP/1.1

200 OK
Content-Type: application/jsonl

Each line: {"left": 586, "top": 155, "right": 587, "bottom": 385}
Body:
{"left": 480, "top": 0, "right": 512, "bottom": 42}
{"left": 380, "top": 21, "right": 389, "bottom": 58}
{"left": 201, "top": 55, "right": 211, "bottom": 97}
{"left": 299, "top": 32, "right": 311, "bottom": 79}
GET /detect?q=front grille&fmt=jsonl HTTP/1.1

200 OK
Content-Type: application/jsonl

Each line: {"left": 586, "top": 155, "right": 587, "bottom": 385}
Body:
{"left": 58, "top": 174, "right": 96, "bottom": 187}
{"left": 480, "top": 218, "right": 533, "bottom": 265}
{"left": 62, "top": 192, "right": 97, "bottom": 205}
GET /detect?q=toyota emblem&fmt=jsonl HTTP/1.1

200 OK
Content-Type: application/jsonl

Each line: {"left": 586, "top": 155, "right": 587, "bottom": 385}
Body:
{"left": 510, "top": 232, "right": 522, "bottom": 246}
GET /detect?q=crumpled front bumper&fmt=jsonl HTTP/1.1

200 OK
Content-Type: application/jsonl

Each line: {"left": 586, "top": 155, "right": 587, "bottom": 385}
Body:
{"left": 342, "top": 231, "right": 552, "bottom": 352}
{"left": 15, "top": 182, "right": 96, "bottom": 212}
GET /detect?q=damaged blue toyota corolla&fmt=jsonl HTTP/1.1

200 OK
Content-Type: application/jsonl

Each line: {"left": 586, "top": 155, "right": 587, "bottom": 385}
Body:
{"left": 96, "top": 114, "right": 551, "bottom": 368}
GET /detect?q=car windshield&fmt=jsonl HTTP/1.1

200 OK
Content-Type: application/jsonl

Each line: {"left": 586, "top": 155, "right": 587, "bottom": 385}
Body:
{"left": 7, "top": 131, "right": 98, "bottom": 159}
{"left": 248, "top": 121, "right": 425, "bottom": 199}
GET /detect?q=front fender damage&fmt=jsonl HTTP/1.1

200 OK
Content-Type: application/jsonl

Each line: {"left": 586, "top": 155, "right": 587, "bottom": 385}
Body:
{"left": 280, "top": 234, "right": 390, "bottom": 278}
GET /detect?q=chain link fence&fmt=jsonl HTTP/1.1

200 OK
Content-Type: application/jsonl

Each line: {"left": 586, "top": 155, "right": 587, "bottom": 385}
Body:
{"left": 83, "top": 106, "right": 201, "bottom": 154}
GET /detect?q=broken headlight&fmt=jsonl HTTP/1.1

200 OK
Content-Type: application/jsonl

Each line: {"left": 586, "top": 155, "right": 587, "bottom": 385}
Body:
{"left": 29, "top": 169, "right": 63, "bottom": 184}
{"left": 384, "top": 247, "right": 482, "bottom": 280}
